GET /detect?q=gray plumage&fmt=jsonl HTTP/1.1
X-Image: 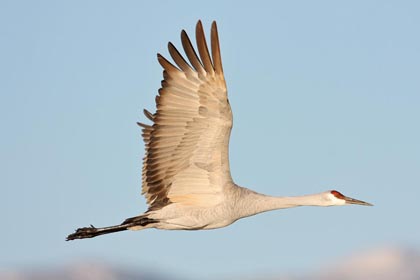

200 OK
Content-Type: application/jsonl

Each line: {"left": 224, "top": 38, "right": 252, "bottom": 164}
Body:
{"left": 67, "top": 20, "right": 372, "bottom": 241}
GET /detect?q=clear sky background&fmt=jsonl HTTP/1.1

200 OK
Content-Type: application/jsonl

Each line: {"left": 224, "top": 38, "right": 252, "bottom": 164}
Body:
{"left": 1, "top": 0, "right": 419, "bottom": 278}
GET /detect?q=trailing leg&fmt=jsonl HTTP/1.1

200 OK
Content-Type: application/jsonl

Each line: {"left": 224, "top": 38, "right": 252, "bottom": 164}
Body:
{"left": 66, "top": 215, "right": 158, "bottom": 241}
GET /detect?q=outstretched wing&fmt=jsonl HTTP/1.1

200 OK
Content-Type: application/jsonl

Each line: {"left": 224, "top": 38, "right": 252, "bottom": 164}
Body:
{"left": 139, "top": 21, "right": 233, "bottom": 211}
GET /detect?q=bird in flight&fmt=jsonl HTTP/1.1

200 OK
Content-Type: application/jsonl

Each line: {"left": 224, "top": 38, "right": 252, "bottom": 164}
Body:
{"left": 67, "top": 20, "right": 372, "bottom": 241}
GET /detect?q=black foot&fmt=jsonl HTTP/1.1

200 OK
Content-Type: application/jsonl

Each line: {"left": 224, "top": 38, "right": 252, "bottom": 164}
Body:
{"left": 66, "top": 225, "right": 98, "bottom": 241}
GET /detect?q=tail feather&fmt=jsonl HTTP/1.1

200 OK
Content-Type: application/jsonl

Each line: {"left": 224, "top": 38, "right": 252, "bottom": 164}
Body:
{"left": 66, "top": 215, "right": 158, "bottom": 241}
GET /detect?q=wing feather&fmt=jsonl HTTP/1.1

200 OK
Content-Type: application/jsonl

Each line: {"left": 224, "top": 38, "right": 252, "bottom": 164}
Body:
{"left": 140, "top": 21, "right": 232, "bottom": 211}
{"left": 181, "top": 30, "right": 205, "bottom": 76}
{"left": 168, "top": 43, "right": 195, "bottom": 75}
{"left": 211, "top": 21, "right": 223, "bottom": 75}
{"left": 196, "top": 20, "right": 215, "bottom": 75}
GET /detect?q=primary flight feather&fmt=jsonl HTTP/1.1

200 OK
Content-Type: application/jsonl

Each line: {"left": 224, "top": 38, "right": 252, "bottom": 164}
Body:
{"left": 67, "top": 20, "right": 372, "bottom": 241}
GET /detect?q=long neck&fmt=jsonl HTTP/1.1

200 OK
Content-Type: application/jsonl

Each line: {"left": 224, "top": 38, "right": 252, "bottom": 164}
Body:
{"left": 236, "top": 188, "right": 327, "bottom": 218}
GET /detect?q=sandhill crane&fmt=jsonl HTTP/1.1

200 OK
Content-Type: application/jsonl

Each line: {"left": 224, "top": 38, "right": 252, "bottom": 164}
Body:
{"left": 67, "top": 20, "right": 372, "bottom": 241}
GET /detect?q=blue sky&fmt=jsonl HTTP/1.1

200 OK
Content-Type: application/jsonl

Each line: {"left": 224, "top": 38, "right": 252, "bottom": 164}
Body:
{"left": 1, "top": 0, "right": 419, "bottom": 278}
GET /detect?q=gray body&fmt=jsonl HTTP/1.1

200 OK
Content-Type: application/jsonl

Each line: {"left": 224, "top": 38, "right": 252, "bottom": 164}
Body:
{"left": 67, "top": 21, "right": 372, "bottom": 241}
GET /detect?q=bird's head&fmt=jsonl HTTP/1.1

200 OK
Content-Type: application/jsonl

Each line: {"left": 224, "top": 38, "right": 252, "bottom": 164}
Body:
{"left": 325, "top": 190, "right": 373, "bottom": 206}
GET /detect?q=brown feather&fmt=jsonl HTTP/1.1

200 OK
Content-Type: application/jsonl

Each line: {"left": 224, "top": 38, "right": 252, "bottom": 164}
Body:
{"left": 168, "top": 42, "right": 193, "bottom": 74}
{"left": 139, "top": 20, "right": 232, "bottom": 211}
{"left": 211, "top": 21, "right": 223, "bottom": 75}
{"left": 143, "top": 109, "right": 154, "bottom": 121}
{"left": 181, "top": 30, "right": 205, "bottom": 76}
{"left": 196, "top": 20, "right": 215, "bottom": 74}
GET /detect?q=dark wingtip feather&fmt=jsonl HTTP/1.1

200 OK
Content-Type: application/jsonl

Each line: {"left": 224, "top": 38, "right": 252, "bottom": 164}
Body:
{"left": 168, "top": 41, "right": 193, "bottom": 73}
{"left": 196, "top": 19, "right": 214, "bottom": 74}
{"left": 181, "top": 28, "right": 205, "bottom": 74}
{"left": 211, "top": 21, "right": 223, "bottom": 74}
{"left": 137, "top": 122, "right": 150, "bottom": 128}
{"left": 143, "top": 109, "right": 154, "bottom": 121}
{"left": 157, "top": 53, "right": 180, "bottom": 73}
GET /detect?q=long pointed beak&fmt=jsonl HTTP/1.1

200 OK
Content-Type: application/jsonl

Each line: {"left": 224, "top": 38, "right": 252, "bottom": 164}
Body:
{"left": 344, "top": 196, "right": 373, "bottom": 206}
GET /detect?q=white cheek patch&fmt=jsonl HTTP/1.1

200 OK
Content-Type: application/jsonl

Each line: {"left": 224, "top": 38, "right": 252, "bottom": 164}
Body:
{"left": 328, "top": 193, "right": 346, "bottom": 206}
